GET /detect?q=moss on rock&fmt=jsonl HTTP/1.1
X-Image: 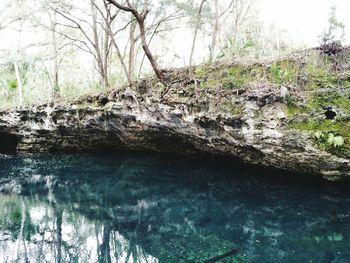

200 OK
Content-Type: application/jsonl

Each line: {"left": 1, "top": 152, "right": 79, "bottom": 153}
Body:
{"left": 287, "top": 91, "right": 350, "bottom": 157}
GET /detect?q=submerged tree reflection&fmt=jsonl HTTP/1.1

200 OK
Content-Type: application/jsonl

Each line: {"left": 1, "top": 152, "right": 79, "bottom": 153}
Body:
{"left": 0, "top": 154, "right": 350, "bottom": 262}
{"left": 0, "top": 194, "right": 159, "bottom": 262}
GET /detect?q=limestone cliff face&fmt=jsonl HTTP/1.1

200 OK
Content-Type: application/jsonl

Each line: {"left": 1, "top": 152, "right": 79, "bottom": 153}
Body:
{"left": 0, "top": 83, "right": 349, "bottom": 180}
{"left": 1, "top": 50, "right": 350, "bottom": 180}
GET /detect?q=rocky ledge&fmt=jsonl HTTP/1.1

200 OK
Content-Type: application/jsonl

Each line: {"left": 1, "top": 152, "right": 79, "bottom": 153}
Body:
{"left": 0, "top": 49, "right": 349, "bottom": 180}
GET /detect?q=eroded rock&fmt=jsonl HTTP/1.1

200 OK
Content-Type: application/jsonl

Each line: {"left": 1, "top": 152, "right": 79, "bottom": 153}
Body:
{"left": 0, "top": 85, "right": 349, "bottom": 181}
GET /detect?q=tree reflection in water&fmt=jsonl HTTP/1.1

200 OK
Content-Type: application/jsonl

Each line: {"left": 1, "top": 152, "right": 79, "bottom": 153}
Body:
{"left": 0, "top": 194, "right": 158, "bottom": 262}
{"left": 0, "top": 153, "right": 350, "bottom": 263}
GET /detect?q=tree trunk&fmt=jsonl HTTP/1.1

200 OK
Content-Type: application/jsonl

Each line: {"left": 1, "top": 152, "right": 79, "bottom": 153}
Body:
{"left": 189, "top": 0, "right": 207, "bottom": 68}
{"left": 105, "top": 0, "right": 165, "bottom": 83}
{"left": 128, "top": 21, "right": 137, "bottom": 81}
{"left": 103, "top": 1, "right": 131, "bottom": 84}
{"left": 138, "top": 17, "right": 165, "bottom": 83}
{"left": 51, "top": 10, "right": 59, "bottom": 98}
{"left": 209, "top": 0, "right": 219, "bottom": 62}
{"left": 91, "top": 0, "right": 108, "bottom": 88}
{"left": 103, "top": 19, "right": 110, "bottom": 88}
{"left": 99, "top": 224, "right": 111, "bottom": 263}
{"left": 113, "top": 38, "right": 131, "bottom": 84}
{"left": 54, "top": 207, "right": 63, "bottom": 263}
{"left": 14, "top": 62, "right": 23, "bottom": 107}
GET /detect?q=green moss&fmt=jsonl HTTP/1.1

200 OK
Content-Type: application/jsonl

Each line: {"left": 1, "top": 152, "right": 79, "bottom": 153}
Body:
{"left": 191, "top": 54, "right": 346, "bottom": 98}
{"left": 264, "top": 56, "right": 340, "bottom": 89}
{"left": 303, "top": 62, "right": 327, "bottom": 76}
{"left": 289, "top": 116, "right": 350, "bottom": 156}
{"left": 231, "top": 106, "right": 243, "bottom": 116}
{"left": 226, "top": 66, "right": 242, "bottom": 77}
{"left": 314, "top": 74, "right": 338, "bottom": 89}
{"left": 333, "top": 96, "right": 350, "bottom": 114}
{"left": 286, "top": 102, "right": 304, "bottom": 117}
{"left": 200, "top": 79, "right": 220, "bottom": 89}
{"left": 216, "top": 99, "right": 242, "bottom": 116}
{"left": 290, "top": 119, "right": 350, "bottom": 155}
{"left": 222, "top": 76, "right": 246, "bottom": 89}
{"left": 247, "top": 64, "right": 265, "bottom": 79}
{"left": 287, "top": 91, "right": 350, "bottom": 156}
{"left": 301, "top": 55, "right": 350, "bottom": 90}
{"left": 262, "top": 55, "right": 347, "bottom": 90}
{"left": 309, "top": 92, "right": 350, "bottom": 114}
{"left": 221, "top": 64, "right": 264, "bottom": 89}
{"left": 195, "top": 63, "right": 266, "bottom": 91}
{"left": 194, "top": 67, "right": 207, "bottom": 78}
{"left": 221, "top": 66, "right": 245, "bottom": 89}
{"left": 342, "top": 79, "right": 350, "bottom": 88}
{"left": 269, "top": 61, "right": 298, "bottom": 86}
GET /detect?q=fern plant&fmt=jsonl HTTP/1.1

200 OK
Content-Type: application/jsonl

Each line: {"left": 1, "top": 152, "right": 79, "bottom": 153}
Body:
{"left": 314, "top": 131, "right": 344, "bottom": 149}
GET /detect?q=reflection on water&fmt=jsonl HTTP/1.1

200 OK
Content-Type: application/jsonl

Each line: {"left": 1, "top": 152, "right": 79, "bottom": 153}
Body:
{"left": 0, "top": 194, "right": 157, "bottom": 262}
{"left": 0, "top": 154, "right": 350, "bottom": 263}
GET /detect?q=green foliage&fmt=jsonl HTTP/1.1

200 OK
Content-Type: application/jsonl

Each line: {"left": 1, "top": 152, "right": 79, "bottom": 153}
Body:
{"left": 314, "top": 130, "right": 324, "bottom": 141}
{"left": 194, "top": 63, "right": 266, "bottom": 91}
{"left": 8, "top": 79, "right": 18, "bottom": 89}
{"left": 236, "top": 39, "right": 257, "bottom": 57}
{"left": 262, "top": 52, "right": 350, "bottom": 91}
{"left": 171, "top": 0, "right": 211, "bottom": 27}
{"left": 200, "top": 79, "right": 219, "bottom": 89}
{"left": 305, "top": 62, "right": 337, "bottom": 88}
{"left": 269, "top": 62, "right": 297, "bottom": 86}
{"left": 314, "top": 131, "right": 344, "bottom": 149}
{"left": 287, "top": 86, "right": 350, "bottom": 156}
{"left": 309, "top": 93, "right": 350, "bottom": 115}
{"left": 289, "top": 117, "right": 349, "bottom": 156}
{"left": 194, "top": 67, "right": 207, "bottom": 78}
{"left": 216, "top": 66, "right": 244, "bottom": 89}
{"left": 328, "top": 133, "right": 345, "bottom": 148}
{"left": 0, "top": 59, "right": 34, "bottom": 107}
{"left": 320, "top": 6, "right": 345, "bottom": 45}
{"left": 223, "top": 76, "right": 245, "bottom": 89}
{"left": 315, "top": 74, "right": 338, "bottom": 89}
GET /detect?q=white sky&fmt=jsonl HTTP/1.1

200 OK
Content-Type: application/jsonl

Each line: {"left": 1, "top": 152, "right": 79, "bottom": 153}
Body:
{"left": 1, "top": 0, "right": 350, "bottom": 70}
{"left": 259, "top": 0, "right": 350, "bottom": 46}
{"left": 1, "top": 0, "right": 350, "bottom": 49}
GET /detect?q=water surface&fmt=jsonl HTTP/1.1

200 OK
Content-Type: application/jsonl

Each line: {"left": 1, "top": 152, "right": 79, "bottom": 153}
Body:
{"left": 0, "top": 153, "right": 349, "bottom": 262}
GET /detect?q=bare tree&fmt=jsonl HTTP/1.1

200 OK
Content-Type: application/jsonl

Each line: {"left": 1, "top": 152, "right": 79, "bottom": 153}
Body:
{"left": 48, "top": 0, "right": 113, "bottom": 88}
{"left": 189, "top": 0, "right": 207, "bottom": 68}
{"left": 219, "top": 0, "right": 257, "bottom": 58}
{"left": 128, "top": 20, "right": 137, "bottom": 81}
{"left": 106, "top": 0, "right": 165, "bottom": 83}
{"left": 209, "top": 0, "right": 236, "bottom": 62}
{"left": 90, "top": 0, "right": 110, "bottom": 88}
{"left": 31, "top": 0, "right": 78, "bottom": 99}
{"left": 209, "top": 0, "right": 219, "bottom": 62}
{"left": 14, "top": 62, "right": 23, "bottom": 107}
{"left": 0, "top": 1, "right": 23, "bottom": 32}
{"left": 137, "top": 7, "right": 184, "bottom": 77}
{"left": 50, "top": 9, "right": 60, "bottom": 97}
{"left": 101, "top": 1, "right": 132, "bottom": 84}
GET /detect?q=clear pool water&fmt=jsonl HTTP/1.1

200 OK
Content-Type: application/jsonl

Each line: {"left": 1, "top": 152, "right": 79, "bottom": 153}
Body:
{"left": 0, "top": 153, "right": 349, "bottom": 263}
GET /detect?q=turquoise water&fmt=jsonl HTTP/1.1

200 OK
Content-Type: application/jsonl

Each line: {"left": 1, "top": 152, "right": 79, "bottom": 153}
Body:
{"left": 0, "top": 153, "right": 349, "bottom": 263}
